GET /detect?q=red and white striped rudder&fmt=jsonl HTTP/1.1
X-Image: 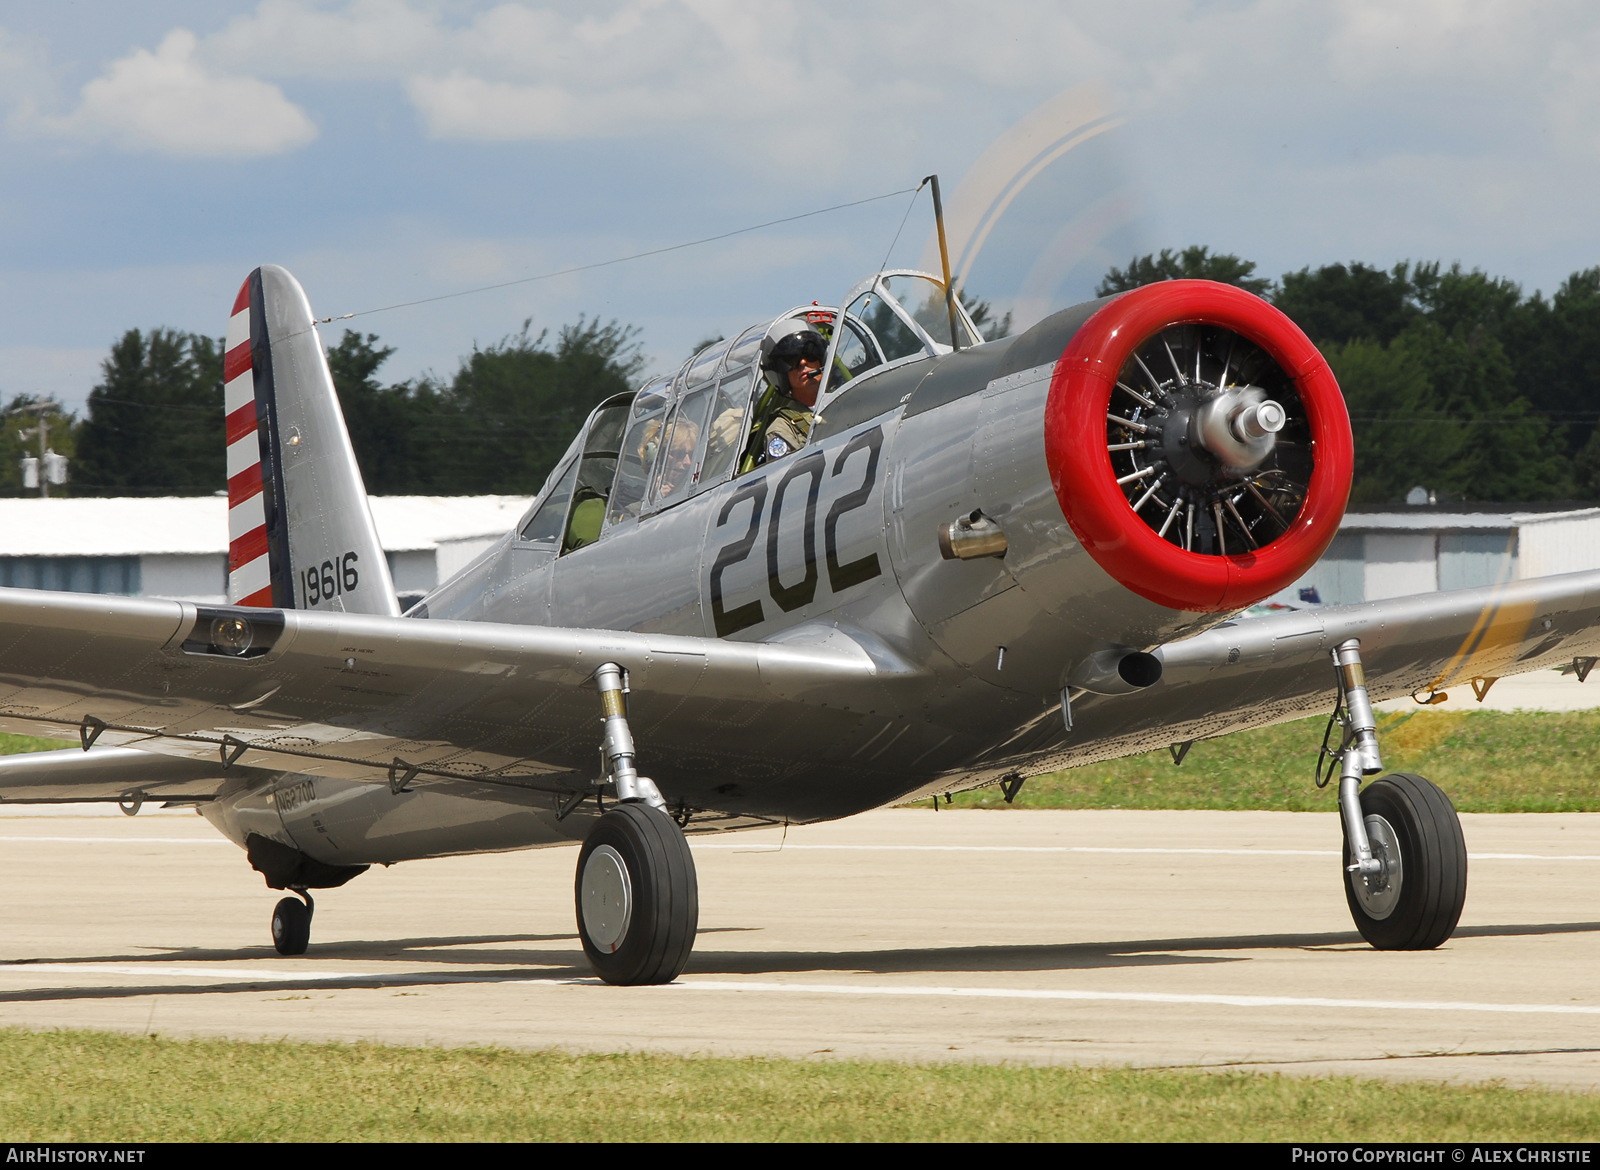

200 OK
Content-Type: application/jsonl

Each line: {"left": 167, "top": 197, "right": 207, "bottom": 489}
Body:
{"left": 225, "top": 275, "right": 273, "bottom": 607}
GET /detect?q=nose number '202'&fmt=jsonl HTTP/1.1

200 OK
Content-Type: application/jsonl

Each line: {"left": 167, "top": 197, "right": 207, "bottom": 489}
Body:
{"left": 710, "top": 425, "right": 882, "bottom": 636}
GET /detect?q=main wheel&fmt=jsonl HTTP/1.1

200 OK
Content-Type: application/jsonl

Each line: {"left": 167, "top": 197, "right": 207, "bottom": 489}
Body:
{"left": 1343, "top": 773, "right": 1467, "bottom": 950}
{"left": 575, "top": 802, "right": 698, "bottom": 985}
{"left": 271, "top": 897, "right": 311, "bottom": 956}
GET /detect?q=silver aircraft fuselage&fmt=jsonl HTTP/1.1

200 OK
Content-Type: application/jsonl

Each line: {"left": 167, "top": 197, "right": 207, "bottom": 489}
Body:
{"left": 199, "top": 295, "right": 1234, "bottom": 868}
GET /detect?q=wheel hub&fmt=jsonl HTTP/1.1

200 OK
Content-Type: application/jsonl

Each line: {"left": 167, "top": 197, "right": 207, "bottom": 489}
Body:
{"left": 581, "top": 844, "right": 633, "bottom": 952}
{"left": 1352, "top": 813, "right": 1403, "bottom": 920}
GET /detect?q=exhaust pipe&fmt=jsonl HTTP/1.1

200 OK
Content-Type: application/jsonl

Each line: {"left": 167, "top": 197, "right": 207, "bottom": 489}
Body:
{"left": 1068, "top": 648, "right": 1163, "bottom": 696}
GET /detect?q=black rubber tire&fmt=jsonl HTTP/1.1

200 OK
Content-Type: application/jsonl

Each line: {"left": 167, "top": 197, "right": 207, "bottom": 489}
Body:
{"left": 272, "top": 897, "right": 311, "bottom": 956}
{"left": 1343, "top": 773, "right": 1467, "bottom": 950}
{"left": 575, "top": 803, "right": 698, "bottom": 985}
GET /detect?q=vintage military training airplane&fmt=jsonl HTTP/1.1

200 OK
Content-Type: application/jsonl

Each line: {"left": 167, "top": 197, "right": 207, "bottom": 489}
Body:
{"left": 1, "top": 261, "right": 1597, "bottom": 983}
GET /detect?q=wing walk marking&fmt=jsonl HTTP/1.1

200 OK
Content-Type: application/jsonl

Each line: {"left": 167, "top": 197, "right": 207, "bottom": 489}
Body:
{"left": 666, "top": 981, "right": 1600, "bottom": 1017}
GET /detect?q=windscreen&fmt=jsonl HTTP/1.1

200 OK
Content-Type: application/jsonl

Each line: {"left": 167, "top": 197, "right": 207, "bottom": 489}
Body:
{"left": 652, "top": 384, "right": 717, "bottom": 503}
{"left": 520, "top": 458, "right": 579, "bottom": 544}
{"left": 847, "top": 289, "right": 925, "bottom": 363}
{"left": 563, "top": 400, "right": 629, "bottom": 553}
{"left": 608, "top": 377, "right": 672, "bottom": 526}
{"left": 880, "top": 273, "right": 981, "bottom": 349}
{"left": 822, "top": 317, "right": 882, "bottom": 394}
{"left": 698, "top": 366, "right": 755, "bottom": 488}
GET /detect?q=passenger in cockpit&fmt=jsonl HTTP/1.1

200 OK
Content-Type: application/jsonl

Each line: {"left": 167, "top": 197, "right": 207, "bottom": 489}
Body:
{"left": 741, "top": 320, "right": 826, "bottom": 472}
{"left": 656, "top": 414, "right": 702, "bottom": 499}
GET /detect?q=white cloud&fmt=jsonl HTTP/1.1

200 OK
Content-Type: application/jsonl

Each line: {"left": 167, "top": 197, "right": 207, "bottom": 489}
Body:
{"left": 34, "top": 28, "right": 317, "bottom": 158}
{"left": 206, "top": 0, "right": 442, "bottom": 77}
{"left": 204, "top": 1, "right": 1034, "bottom": 158}
{"left": 406, "top": 74, "right": 583, "bottom": 140}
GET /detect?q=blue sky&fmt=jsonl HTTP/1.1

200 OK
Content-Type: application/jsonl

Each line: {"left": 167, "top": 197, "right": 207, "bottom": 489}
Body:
{"left": 3, "top": 1, "right": 1599, "bottom": 414}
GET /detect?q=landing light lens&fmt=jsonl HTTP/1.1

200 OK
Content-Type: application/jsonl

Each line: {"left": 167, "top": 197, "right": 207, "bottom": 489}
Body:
{"left": 211, "top": 617, "right": 254, "bottom": 656}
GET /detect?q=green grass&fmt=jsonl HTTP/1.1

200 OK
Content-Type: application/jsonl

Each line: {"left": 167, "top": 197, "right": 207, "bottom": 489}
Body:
{"left": 0, "top": 1029, "right": 1596, "bottom": 1142}
{"left": 952, "top": 709, "right": 1600, "bottom": 813}
{"left": 0, "top": 732, "right": 75, "bottom": 756}
{"left": 13, "top": 711, "right": 1600, "bottom": 816}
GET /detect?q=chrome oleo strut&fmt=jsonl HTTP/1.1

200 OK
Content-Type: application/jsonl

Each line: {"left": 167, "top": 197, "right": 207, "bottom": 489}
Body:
{"left": 1330, "top": 639, "right": 1384, "bottom": 878}
{"left": 594, "top": 662, "right": 667, "bottom": 812}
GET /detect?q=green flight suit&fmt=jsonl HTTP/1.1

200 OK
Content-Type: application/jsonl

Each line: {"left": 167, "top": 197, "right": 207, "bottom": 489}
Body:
{"left": 740, "top": 385, "right": 814, "bottom": 474}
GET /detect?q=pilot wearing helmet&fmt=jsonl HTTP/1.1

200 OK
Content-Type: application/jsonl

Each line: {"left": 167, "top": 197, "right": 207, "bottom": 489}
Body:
{"left": 740, "top": 319, "right": 827, "bottom": 473}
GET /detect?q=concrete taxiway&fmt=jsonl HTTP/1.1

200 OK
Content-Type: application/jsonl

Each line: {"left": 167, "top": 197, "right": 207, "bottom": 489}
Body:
{"left": 0, "top": 803, "right": 1597, "bottom": 1090}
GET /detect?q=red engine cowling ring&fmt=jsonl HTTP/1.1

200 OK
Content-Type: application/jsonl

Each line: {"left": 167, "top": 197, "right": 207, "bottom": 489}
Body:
{"left": 1043, "top": 279, "right": 1352, "bottom": 613}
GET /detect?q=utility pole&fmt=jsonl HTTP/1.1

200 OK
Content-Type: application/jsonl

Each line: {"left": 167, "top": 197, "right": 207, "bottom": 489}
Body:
{"left": 7, "top": 398, "right": 67, "bottom": 498}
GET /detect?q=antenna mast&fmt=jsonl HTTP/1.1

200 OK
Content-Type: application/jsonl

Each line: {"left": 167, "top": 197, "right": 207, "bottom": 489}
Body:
{"left": 923, "top": 174, "right": 962, "bottom": 352}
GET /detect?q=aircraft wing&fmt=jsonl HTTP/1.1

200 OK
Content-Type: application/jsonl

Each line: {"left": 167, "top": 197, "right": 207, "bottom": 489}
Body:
{"left": 1048, "top": 569, "right": 1600, "bottom": 769}
{"left": 0, "top": 588, "right": 910, "bottom": 803}
{"left": 0, "top": 746, "right": 259, "bottom": 804}
{"left": 5, "top": 571, "right": 1600, "bottom": 805}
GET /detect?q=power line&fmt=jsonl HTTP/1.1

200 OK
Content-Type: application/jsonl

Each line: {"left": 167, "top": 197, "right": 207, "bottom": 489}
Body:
{"left": 313, "top": 185, "right": 922, "bottom": 325}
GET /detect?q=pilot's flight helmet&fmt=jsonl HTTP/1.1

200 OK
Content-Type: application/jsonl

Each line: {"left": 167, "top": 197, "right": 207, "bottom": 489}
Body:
{"left": 760, "top": 319, "right": 827, "bottom": 391}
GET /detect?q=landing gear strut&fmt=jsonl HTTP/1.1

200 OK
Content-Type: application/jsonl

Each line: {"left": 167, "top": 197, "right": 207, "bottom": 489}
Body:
{"left": 271, "top": 888, "right": 314, "bottom": 956}
{"left": 1327, "top": 639, "right": 1467, "bottom": 950}
{"left": 574, "top": 663, "right": 698, "bottom": 985}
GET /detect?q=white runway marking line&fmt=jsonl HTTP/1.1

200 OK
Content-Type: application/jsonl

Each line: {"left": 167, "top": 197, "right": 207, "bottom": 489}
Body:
{"left": 6, "top": 964, "right": 373, "bottom": 981}
{"left": 690, "top": 843, "right": 1600, "bottom": 862}
{"left": 668, "top": 981, "right": 1600, "bottom": 1018}
{"left": 0, "top": 837, "right": 230, "bottom": 844}
{"left": 6, "top": 963, "right": 1600, "bottom": 1020}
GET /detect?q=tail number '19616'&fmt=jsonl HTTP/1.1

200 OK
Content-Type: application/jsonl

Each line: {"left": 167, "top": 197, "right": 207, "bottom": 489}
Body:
{"left": 301, "top": 552, "right": 359, "bottom": 607}
{"left": 710, "top": 425, "right": 882, "bottom": 637}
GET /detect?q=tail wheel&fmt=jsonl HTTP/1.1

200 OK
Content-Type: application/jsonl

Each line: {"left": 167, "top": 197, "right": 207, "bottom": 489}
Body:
{"left": 271, "top": 896, "right": 311, "bottom": 956}
{"left": 575, "top": 803, "right": 699, "bottom": 985}
{"left": 1343, "top": 773, "right": 1467, "bottom": 950}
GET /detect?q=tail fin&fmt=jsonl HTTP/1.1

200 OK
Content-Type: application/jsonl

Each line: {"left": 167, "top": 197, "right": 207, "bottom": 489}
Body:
{"left": 225, "top": 265, "right": 399, "bottom": 615}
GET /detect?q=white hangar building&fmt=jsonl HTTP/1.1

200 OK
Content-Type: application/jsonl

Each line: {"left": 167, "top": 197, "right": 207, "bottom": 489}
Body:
{"left": 0, "top": 495, "right": 532, "bottom": 608}
{"left": 3, "top": 495, "right": 1599, "bottom": 613}
{"left": 1267, "top": 503, "right": 1600, "bottom": 609}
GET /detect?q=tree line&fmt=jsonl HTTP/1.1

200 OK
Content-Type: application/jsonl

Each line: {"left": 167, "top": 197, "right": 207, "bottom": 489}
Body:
{"left": 1, "top": 319, "right": 644, "bottom": 498}
{"left": 7, "top": 249, "right": 1599, "bottom": 503}
{"left": 1099, "top": 247, "right": 1598, "bottom": 504}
